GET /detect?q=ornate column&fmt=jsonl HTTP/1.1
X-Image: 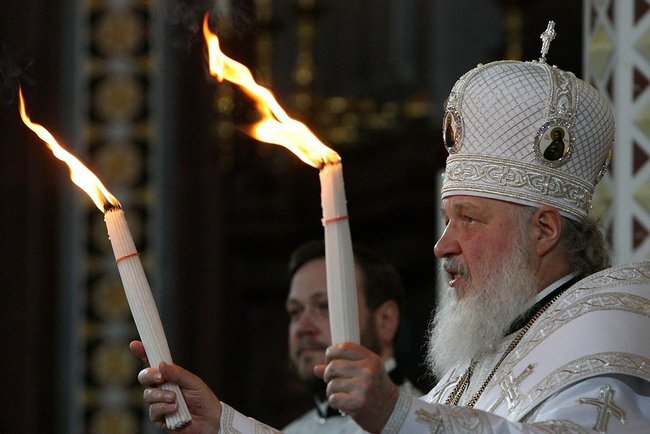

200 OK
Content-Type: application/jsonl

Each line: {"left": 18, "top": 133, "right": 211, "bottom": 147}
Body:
{"left": 62, "top": 0, "right": 165, "bottom": 432}
{"left": 585, "top": 1, "right": 650, "bottom": 263}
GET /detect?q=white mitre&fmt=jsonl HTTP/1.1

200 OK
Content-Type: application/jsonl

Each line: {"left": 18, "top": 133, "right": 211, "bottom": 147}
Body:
{"left": 440, "top": 22, "right": 614, "bottom": 222}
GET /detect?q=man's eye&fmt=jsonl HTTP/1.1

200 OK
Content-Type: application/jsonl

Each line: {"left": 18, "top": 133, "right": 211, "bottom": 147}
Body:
{"left": 317, "top": 303, "right": 329, "bottom": 313}
{"left": 287, "top": 309, "right": 301, "bottom": 320}
{"left": 463, "top": 215, "right": 475, "bottom": 223}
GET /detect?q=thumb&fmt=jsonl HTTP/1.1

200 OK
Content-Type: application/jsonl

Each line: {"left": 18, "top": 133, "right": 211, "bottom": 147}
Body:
{"left": 159, "top": 361, "right": 202, "bottom": 388}
{"left": 313, "top": 363, "right": 326, "bottom": 379}
{"left": 129, "top": 341, "right": 150, "bottom": 366}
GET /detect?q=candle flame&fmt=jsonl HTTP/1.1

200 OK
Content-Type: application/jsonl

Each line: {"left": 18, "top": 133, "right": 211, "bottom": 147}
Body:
{"left": 202, "top": 14, "right": 340, "bottom": 168}
{"left": 18, "top": 87, "right": 120, "bottom": 212}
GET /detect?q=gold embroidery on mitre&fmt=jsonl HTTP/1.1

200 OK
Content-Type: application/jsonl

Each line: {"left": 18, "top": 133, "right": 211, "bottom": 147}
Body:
{"left": 442, "top": 154, "right": 593, "bottom": 221}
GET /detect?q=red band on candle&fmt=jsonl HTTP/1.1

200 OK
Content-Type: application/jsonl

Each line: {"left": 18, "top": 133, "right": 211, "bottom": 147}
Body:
{"left": 321, "top": 215, "right": 349, "bottom": 225}
{"left": 115, "top": 252, "right": 139, "bottom": 264}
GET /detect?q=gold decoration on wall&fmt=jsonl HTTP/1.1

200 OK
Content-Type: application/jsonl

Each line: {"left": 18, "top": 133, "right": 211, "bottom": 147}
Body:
{"left": 75, "top": 1, "right": 156, "bottom": 432}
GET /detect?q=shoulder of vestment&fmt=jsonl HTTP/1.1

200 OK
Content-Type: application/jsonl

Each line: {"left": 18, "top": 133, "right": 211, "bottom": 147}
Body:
{"left": 475, "top": 261, "right": 650, "bottom": 420}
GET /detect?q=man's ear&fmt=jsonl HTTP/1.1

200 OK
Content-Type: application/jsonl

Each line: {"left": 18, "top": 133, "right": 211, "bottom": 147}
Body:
{"left": 373, "top": 300, "right": 400, "bottom": 344}
{"left": 533, "top": 206, "right": 563, "bottom": 257}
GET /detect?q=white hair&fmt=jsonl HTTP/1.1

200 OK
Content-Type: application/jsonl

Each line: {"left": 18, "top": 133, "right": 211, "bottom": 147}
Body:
{"left": 426, "top": 208, "right": 537, "bottom": 378}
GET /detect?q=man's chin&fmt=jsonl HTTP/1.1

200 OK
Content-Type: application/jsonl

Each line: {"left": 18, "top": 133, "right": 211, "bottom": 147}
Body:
{"left": 293, "top": 352, "right": 319, "bottom": 373}
{"left": 296, "top": 364, "right": 316, "bottom": 381}
{"left": 299, "top": 349, "right": 326, "bottom": 365}
{"left": 294, "top": 356, "right": 327, "bottom": 396}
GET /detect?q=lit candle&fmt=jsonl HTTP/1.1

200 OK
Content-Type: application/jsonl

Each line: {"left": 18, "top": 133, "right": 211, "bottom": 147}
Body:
{"left": 18, "top": 89, "right": 191, "bottom": 429}
{"left": 203, "top": 16, "right": 360, "bottom": 344}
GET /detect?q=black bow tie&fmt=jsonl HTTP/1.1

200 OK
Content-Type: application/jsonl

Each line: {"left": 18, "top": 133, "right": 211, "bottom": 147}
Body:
{"left": 318, "top": 405, "right": 343, "bottom": 419}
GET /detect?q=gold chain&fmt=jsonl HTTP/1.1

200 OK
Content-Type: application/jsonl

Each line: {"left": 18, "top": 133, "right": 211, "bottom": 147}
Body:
{"left": 444, "top": 361, "right": 476, "bottom": 406}
{"left": 444, "top": 291, "right": 563, "bottom": 408}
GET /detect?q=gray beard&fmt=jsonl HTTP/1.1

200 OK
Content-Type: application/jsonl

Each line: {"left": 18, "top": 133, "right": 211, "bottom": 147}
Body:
{"left": 426, "top": 238, "right": 537, "bottom": 379}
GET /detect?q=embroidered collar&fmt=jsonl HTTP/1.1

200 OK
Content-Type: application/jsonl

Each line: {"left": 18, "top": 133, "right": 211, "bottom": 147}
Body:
{"left": 505, "top": 272, "right": 579, "bottom": 336}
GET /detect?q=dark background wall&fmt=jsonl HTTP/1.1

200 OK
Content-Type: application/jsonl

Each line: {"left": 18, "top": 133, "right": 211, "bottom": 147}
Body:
{"left": 0, "top": 1, "right": 582, "bottom": 432}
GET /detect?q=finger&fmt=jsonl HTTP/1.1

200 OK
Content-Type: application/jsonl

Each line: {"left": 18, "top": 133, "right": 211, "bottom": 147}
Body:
{"left": 326, "top": 377, "right": 356, "bottom": 397}
{"left": 322, "top": 360, "right": 338, "bottom": 383}
{"left": 327, "top": 383, "right": 364, "bottom": 415}
{"left": 313, "top": 363, "right": 326, "bottom": 379}
{"left": 158, "top": 361, "right": 202, "bottom": 388}
{"left": 148, "top": 402, "right": 178, "bottom": 423}
{"left": 325, "top": 342, "right": 371, "bottom": 361}
{"left": 143, "top": 387, "right": 176, "bottom": 405}
{"left": 328, "top": 391, "right": 359, "bottom": 414}
{"left": 129, "top": 340, "right": 150, "bottom": 366}
{"left": 138, "top": 367, "right": 164, "bottom": 387}
{"left": 322, "top": 359, "right": 362, "bottom": 383}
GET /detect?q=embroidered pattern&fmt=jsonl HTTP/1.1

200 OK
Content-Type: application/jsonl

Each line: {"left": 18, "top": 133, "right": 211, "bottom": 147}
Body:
{"left": 415, "top": 408, "right": 444, "bottom": 433}
{"left": 578, "top": 264, "right": 650, "bottom": 290}
{"left": 383, "top": 391, "right": 412, "bottom": 434}
{"left": 579, "top": 385, "right": 627, "bottom": 432}
{"left": 527, "top": 419, "right": 589, "bottom": 433}
{"left": 442, "top": 154, "right": 592, "bottom": 220}
{"left": 546, "top": 67, "right": 577, "bottom": 126}
{"left": 414, "top": 407, "right": 493, "bottom": 434}
{"left": 487, "top": 364, "right": 536, "bottom": 412}
{"left": 220, "top": 403, "right": 280, "bottom": 434}
{"left": 495, "top": 290, "right": 650, "bottom": 388}
{"left": 253, "top": 424, "right": 280, "bottom": 434}
{"left": 511, "top": 352, "right": 650, "bottom": 418}
{"left": 427, "top": 368, "right": 464, "bottom": 404}
{"left": 220, "top": 403, "right": 244, "bottom": 434}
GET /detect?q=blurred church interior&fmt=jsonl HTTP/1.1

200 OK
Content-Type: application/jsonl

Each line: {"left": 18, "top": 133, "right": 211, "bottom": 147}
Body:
{"left": 1, "top": 1, "right": 598, "bottom": 432}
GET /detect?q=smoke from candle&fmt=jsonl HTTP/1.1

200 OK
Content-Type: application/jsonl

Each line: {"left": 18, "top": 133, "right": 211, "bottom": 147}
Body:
{"left": 0, "top": 46, "right": 33, "bottom": 105}
{"left": 166, "top": 0, "right": 255, "bottom": 48}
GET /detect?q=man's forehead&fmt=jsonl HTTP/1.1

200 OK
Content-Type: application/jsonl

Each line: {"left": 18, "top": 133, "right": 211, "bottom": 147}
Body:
{"left": 441, "top": 195, "right": 500, "bottom": 210}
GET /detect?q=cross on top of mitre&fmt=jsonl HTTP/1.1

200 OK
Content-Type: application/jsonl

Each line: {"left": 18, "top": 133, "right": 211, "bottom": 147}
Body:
{"left": 539, "top": 21, "right": 556, "bottom": 63}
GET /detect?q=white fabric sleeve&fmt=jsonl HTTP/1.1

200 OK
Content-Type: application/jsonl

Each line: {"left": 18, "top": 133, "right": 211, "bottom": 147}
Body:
{"left": 382, "top": 376, "right": 650, "bottom": 433}
{"left": 219, "top": 402, "right": 281, "bottom": 434}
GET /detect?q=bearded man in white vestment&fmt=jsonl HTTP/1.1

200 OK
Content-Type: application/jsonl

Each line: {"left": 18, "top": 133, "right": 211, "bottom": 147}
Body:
{"left": 132, "top": 24, "right": 650, "bottom": 433}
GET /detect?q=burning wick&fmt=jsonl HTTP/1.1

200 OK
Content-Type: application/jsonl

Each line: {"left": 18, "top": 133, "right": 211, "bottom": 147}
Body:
{"left": 202, "top": 15, "right": 360, "bottom": 344}
{"left": 18, "top": 88, "right": 191, "bottom": 429}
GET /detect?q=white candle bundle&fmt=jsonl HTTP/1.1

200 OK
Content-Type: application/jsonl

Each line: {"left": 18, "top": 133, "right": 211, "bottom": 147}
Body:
{"left": 201, "top": 22, "right": 360, "bottom": 345}
{"left": 319, "top": 162, "right": 360, "bottom": 345}
{"left": 104, "top": 207, "right": 191, "bottom": 430}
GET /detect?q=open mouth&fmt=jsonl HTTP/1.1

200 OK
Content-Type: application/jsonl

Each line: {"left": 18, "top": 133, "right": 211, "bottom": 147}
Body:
{"left": 444, "top": 266, "right": 465, "bottom": 288}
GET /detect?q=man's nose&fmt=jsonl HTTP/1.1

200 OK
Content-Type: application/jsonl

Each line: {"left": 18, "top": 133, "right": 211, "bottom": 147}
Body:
{"left": 434, "top": 224, "right": 461, "bottom": 258}
{"left": 296, "top": 309, "right": 318, "bottom": 334}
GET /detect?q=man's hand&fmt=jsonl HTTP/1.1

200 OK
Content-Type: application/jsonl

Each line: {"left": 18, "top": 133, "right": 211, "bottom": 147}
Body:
{"left": 130, "top": 341, "right": 222, "bottom": 433}
{"left": 314, "top": 342, "right": 399, "bottom": 433}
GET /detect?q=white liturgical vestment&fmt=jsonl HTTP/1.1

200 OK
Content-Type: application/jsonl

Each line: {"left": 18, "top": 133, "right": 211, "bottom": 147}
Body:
{"left": 383, "top": 261, "right": 650, "bottom": 433}
{"left": 218, "top": 262, "right": 650, "bottom": 433}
